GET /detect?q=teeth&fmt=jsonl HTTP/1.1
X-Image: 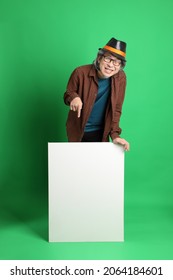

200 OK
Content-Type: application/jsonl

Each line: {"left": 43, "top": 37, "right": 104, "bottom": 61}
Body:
{"left": 105, "top": 69, "right": 112, "bottom": 73}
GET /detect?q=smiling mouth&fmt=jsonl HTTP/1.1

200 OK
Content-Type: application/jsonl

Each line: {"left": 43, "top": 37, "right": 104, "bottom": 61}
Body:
{"left": 105, "top": 67, "right": 113, "bottom": 73}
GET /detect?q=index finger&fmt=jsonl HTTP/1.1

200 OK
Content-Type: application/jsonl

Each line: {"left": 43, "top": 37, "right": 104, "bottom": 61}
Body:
{"left": 77, "top": 106, "right": 82, "bottom": 118}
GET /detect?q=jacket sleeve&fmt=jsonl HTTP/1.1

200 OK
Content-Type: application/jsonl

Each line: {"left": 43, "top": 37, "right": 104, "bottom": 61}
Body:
{"left": 64, "top": 68, "right": 80, "bottom": 105}
{"left": 110, "top": 73, "right": 126, "bottom": 140}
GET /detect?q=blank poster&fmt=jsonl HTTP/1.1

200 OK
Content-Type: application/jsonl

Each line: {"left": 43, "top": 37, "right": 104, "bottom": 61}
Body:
{"left": 48, "top": 143, "right": 124, "bottom": 242}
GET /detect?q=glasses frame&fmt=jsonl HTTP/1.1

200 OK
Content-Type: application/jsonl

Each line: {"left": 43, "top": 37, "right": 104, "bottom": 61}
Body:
{"left": 103, "top": 55, "right": 121, "bottom": 67}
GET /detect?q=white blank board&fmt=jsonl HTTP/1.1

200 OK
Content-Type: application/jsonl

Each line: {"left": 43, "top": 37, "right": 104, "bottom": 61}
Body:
{"left": 48, "top": 143, "right": 124, "bottom": 242}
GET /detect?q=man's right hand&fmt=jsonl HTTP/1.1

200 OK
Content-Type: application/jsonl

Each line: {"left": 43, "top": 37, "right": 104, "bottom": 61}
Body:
{"left": 70, "top": 97, "right": 83, "bottom": 118}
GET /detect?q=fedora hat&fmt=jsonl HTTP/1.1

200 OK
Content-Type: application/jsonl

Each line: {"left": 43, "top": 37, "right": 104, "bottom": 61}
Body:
{"left": 99, "top": 37, "right": 127, "bottom": 62}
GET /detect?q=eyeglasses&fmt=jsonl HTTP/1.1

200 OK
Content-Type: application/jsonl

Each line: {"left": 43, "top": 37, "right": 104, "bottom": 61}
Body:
{"left": 103, "top": 55, "right": 121, "bottom": 66}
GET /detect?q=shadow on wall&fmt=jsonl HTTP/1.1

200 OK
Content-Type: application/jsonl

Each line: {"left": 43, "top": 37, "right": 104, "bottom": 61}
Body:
{"left": 0, "top": 80, "right": 67, "bottom": 241}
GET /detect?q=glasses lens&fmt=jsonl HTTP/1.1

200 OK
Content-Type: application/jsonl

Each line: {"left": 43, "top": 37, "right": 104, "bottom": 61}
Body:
{"left": 103, "top": 56, "right": 110, "bottom": 63}
{"left": 103, "top": 56, "right": 120, "bottom": 66}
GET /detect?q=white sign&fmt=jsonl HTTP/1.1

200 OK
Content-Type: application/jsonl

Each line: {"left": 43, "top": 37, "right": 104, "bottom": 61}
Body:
{"left": 48, "top": 143, "right": 124, "bottom": 242}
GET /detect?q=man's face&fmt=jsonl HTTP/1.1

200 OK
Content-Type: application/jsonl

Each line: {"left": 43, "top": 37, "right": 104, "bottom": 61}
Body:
{"left": 97, "top": 52, "right": 121, "bottom": 79}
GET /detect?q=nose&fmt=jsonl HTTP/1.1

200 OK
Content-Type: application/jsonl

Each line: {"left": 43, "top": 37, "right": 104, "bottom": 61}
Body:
{"left": 107, "top": 60, "right": 115, "bottom": 67}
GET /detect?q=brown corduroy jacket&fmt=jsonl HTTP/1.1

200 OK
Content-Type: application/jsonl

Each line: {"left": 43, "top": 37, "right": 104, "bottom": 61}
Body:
{"left": 64, "top": 64, "right": 126, "bottom": 142}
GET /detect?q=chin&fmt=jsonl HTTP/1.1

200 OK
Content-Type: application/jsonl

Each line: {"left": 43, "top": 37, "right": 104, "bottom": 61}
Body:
{"left": 98, "top": 69, "right": 113, "bottom": 79}
{"left": 103, "top": 73, "right": 113, "bottom": 78}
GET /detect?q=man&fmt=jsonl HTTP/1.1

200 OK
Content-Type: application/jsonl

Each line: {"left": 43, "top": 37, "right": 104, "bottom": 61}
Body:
{"left": 64, "top": 37, "right": 130, "bottom": 151}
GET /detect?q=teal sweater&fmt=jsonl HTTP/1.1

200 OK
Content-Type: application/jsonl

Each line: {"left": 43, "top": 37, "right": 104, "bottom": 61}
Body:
{"left": 84, "top": 78, "right": 111, "bottom": 132}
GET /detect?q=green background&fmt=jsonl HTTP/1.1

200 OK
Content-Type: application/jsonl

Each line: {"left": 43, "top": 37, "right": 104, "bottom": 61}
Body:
{"left": 0, "top": 0, "right": 173, "bottom": 260}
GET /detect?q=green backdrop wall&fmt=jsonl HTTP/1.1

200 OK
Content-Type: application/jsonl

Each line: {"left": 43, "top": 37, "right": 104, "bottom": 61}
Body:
{"left": 0, "top": 0, "right": 173, "bottom": 260}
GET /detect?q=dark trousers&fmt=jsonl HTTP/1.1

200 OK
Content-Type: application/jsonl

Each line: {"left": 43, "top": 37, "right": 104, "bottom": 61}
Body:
{"left": 81, "top": 130, "right": 103, "bottom": 142}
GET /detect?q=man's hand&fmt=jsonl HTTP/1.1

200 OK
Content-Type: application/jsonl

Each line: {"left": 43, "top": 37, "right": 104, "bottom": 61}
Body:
{"left": 113, "top": 137, "right": 130, "bottom": 151}
{"left": 70, "top": 97, "right": 83, "bottom": 118}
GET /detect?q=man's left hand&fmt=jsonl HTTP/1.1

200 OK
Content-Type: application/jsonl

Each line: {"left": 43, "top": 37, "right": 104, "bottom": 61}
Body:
{"left": 113, "top": 137, "right": 130, "bottom": 151}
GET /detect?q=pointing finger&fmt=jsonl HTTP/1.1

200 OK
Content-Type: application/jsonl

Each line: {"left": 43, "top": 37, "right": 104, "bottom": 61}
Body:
{"left": 77, "top": 107, "right": 82, "bottom": 118}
